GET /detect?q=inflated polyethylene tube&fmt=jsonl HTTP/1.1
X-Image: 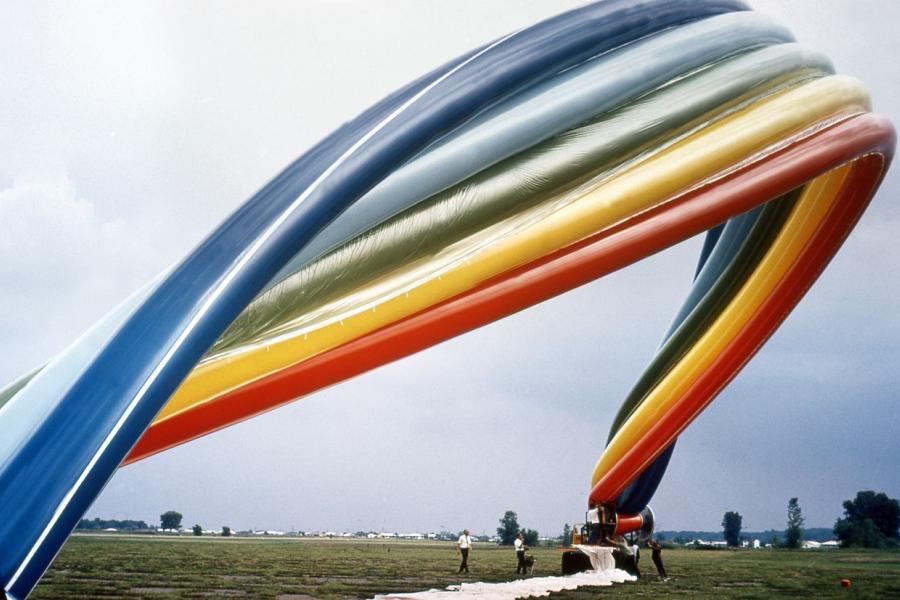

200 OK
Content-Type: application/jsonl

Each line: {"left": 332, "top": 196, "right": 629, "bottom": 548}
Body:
{"left": 0, "top": 276, "right": 164, "bottom": 472}
{"left": 589, "top": 161, "right": 872, "bottom": 502}
{"left": 127, "top": 113, "right": 894, "bottom": 466}
{"left": 1, "top": 34, "right": 818, "bottom": 420}
{"left": 268, "top": 9, "right": 786, "bottom": 286}
{"left": 663, "top": 209, "right": 766, "bottom": 343}
{"left": 695, "top": 225, "right": 726, "bottom": 280}
{"left": 598, "top": 172, "right": 853, "bottom": 495}
{"left": 593, "top": 165, "right": 881, "bottom": 504}
{"left": 611, "top": 203, "right": 768, "bottom": 510}
{"left": 211, "top": 43, "right": 833, "bottom": 356}
{"left": 2, "top": 2, "right": 748, "bottom": 596}
{"left": 0, "top": 36, "right": 493, "bottom": 420}
{"left": 611, "top": 197, "right": 797, "bottom": 512}
{"left": 0, "top": 369, "right": 38, "bottom": 413}
{"left": 610, "top": 199, "right": 792, "bottom": 441}
{"left": 591, "top": 170, "right": 881, "bottom": 501}
{"left": 157, "top": 75, "right": 870, "bottom": 421}
{"left": 0, "top": 7, "right": 489, "bottom": 431}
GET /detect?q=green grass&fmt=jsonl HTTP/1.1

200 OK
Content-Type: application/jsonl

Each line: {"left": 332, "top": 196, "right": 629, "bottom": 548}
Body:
{"left": 30, "top": 535, "right": 900, "bottom": 599}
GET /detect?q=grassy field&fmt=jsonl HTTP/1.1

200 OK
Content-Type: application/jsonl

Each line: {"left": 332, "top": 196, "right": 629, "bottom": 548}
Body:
{"left": 30, "top": 535, "right": 900, "bottom": 599}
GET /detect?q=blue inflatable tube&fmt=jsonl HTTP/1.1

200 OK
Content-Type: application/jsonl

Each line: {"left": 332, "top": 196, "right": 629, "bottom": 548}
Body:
{"left": 270, "top": 10, "right": 786, "bottom": 286}
{"left": 214, "top": 42, "right": 833, "bottom": 354}
{"left": 615, "top": 208, "right": 765, "bottom": 513}
{"left": 0, "top": 277, "right": 162, "bottom": 471}
{"left": 613, "top": 188, "right": 800, "bottom": 513}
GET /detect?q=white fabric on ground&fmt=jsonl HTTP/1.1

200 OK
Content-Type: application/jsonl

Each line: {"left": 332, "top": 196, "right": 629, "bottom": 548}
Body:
{"left": 371, "top": 566, "right": 634, "bottom": 599}
{"left": 572, "top": 544, "right": 615, "bottom": 571}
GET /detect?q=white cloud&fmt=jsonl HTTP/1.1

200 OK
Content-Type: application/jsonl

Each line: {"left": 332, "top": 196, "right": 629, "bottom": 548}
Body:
{"left": 0, "top": 174, "right": 156, "bottom": 377}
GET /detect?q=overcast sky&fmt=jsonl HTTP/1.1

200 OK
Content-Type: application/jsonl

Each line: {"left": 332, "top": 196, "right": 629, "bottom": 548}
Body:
{"left": 1, "top": 1, "right": 897, "bottom": 537}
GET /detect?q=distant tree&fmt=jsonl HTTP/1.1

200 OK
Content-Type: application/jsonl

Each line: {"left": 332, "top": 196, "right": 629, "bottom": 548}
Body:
{"left": 221, "top": 526, "right": 232, "bottom": 537}
{"left": 834, "top": 491, "right": 900, "bottom": 548}
{"left": 771, "top": 534, "right": 780, "bottom": 548}
{"left": 192, "top": 524, "right": 202, "bottom": 536}
{"left": 560, "top": 524, "right": 572, "bottom": 547}
{"left": 497, "top": 511, "right": 520, "bottom": 545}
{"left": 522, "top": 528, "right": 539, "bottom": 547}
{"left": 784, "top": 497, "right": 805, "bottom": 549}
{"left": 838, "top": 518, "right": 887, "bottom": 548}
{"left": 160, "top": 511, "right": 183, "bottom": 531}
{"left": 722, "top": 511, "right": 743, "bottom": 547}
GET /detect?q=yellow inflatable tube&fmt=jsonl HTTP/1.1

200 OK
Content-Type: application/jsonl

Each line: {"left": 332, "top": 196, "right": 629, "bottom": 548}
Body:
{"left": 157, "top": 76, "right": 868, "bottom": 423}
{"left": 590, "top": 163, "right": 852, "bottom": 487}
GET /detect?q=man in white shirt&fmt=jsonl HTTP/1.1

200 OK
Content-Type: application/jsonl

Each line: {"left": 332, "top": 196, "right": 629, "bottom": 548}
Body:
{"left": 514, "top": 532, "right": 527, "bottom": 574}
{"left": 456, "top": 529, "right": 472, "bottom": 573}
{"left": 586, "top": 506, "right": 601, "bottom": 544}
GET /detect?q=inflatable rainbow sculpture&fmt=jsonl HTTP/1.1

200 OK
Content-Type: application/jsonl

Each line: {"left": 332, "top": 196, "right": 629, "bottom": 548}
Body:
{"left": 0, "top": 1, "right": 894, "bottom": 597}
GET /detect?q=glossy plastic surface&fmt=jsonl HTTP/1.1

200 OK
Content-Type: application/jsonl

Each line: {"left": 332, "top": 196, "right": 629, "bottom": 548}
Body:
{"left": 1, "top": 2, "right": 894, "bottom": 598}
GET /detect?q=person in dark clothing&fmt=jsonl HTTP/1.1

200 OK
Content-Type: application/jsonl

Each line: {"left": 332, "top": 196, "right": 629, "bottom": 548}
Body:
{"left": 647, "top": 539, "right": 668, "bottom": 581}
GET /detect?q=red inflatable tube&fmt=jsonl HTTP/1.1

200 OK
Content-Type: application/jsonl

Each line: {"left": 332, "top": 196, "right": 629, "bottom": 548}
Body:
{"left": 589, "top": 144, "right": 893, "bottom": 504}
{"left": 126, "top": 113, "right": 895, "bottom": 465}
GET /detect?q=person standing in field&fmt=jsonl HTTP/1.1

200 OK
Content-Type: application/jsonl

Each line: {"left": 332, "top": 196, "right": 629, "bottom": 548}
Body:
{"left": 631, "top": 540, "right": 641, "bottom": 579}
{"left": 647, "top": 538, "right": 668, "bottom": 581}
{"left": 457, "top": 529, "right": 473, "bottom": 574}
{"left": 514, "top": 532, "right": 527, "bottom": 574}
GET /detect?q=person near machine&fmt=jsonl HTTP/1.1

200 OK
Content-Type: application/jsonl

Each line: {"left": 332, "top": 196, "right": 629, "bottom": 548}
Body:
{"left": 647, "top": 538, "right": 668, "bottom": 581}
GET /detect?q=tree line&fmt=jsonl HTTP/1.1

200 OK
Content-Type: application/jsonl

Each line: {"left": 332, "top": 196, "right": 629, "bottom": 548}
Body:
{"left": 76, "top": 517, "right": 150, "bottom": 531}
{"left": 78, "top": 488, "right": 899, "bottom": 550}
{"left": 720, "top": 490, "right": 898, "bottom": 549}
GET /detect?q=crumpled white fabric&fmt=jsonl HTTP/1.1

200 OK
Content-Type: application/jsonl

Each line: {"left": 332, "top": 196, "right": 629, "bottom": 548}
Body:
{"left": 572, "top": 544, "right": 616, "bottom": 571}
{"left": 371, "top": 562, "right": 634, "bottom": 599}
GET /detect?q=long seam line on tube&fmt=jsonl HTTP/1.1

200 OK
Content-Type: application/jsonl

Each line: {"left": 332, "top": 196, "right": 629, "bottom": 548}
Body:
{"left": 3, "top": 28, "right": 521, "bottom": 594}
